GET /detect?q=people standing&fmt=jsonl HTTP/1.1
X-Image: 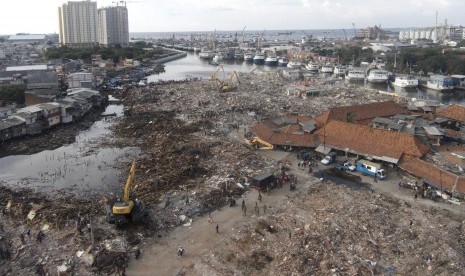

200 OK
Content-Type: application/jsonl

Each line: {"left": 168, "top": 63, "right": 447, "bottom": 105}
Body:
{"left": 216, "top": 224, "right": 219, "bottom": 234}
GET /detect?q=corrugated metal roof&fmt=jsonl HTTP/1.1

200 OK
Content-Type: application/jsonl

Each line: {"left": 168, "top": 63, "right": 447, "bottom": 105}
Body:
{"left": 8, "top": 34, "right": 46, "bottom": 40}
{"left": 6, "top": 65, "right": 48, "bottom": 72}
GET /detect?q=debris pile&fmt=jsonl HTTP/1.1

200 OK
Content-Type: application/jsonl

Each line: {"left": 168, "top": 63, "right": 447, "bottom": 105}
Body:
{"left": 195, "top": 181, "right": 465, "bottom": 275}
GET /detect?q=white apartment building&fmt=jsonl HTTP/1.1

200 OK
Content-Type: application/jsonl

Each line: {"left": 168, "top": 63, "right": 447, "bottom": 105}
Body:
{"left": 98, "top": 6, "right": 129, "bottom": 46}
{"left": 58, "top": 0, "right": 98, "bottom": 47}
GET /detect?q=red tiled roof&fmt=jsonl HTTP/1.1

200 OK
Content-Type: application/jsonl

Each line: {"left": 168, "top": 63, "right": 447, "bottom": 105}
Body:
{"left": 316, "top": 121, "right": 429, "bottom": 162}
{"left": 399, "top": 158, "right": 465, "bottom": 194}
{"left": 314, "top": 101, "right": 407, "bottom": 126}
{"left": 251, "top": 116, "right": 317, "bottom": 148}
{"left": 436, "top": 105, "right": 465, "bottom": 122}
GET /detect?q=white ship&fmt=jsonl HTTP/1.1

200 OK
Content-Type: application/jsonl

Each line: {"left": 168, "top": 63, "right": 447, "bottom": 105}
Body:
{"left": 391, "top": 75, "right": 418, "bottom": 88}
{"left": 287, "top": 60, "right": 303, "bottom": 69}
{"left": 244, "top": 52, "right": 254, "bottom": 62}
{"left": 199, "top": 48, "right": 215, "bottom": 59}
{"left": 426, "top": 75, "right": 454, "bottom": 91}
{"left": 333, "top": 65, "right": 347, "bottom": 76}
{"left": 346, "top": 68, "right": 366, "bottom": 81}
{"left": 367, "top": 69, "right": 389, "bottom": 83}
{"left": 253, "top": 51, "right": 265, "bottom": 65}
{"left": 305, "top": 62, "right": 319, "bottom": 71}
{"left": 320, "top": 63, "right": 334, "bottom": 73}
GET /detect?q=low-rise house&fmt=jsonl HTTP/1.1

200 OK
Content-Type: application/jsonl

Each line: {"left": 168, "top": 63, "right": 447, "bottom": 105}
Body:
{"left": 56, "top": 98, "right": 91, "bottom": 120}
{"left": 251, "top": 115, "right": 317, "bottom": 149}
{"left": 0, "top": 105, "right": 16, "bottom": 119}
{"left": 37, "top": 103, "right": 61, "bottom": 128}
{"left": 67, "top": 88, "right": 104, "bottom": 107}
{"left": 436, "top": 104, "right": 465, "bottom": 131}
{"left": 316, "top": 120, "right": 429, "bottom": 164}
{"left": 0, "top": 117, "right": 26, "bottom": 142}
{"left": 400, "top": 158, "right": 465, "bottom": 196}
{"left": 68, "top": 72, "right": 96, "bottom": 89}
{"left": 11, "top": 105, "right": 46, "bottom": 135}
{"left": 315, "top": 101, "right": 407, "bottom": 126}
{"left": 371, "top": 117, "right": 404, "bottom": 132}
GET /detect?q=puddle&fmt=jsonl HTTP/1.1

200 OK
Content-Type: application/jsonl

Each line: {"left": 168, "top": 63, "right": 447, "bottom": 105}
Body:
{"left": 0, "top": 104, "right": 139, "bottom": 198}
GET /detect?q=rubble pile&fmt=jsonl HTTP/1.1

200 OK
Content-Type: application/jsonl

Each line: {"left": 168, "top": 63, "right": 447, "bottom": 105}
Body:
{"left": 198, "top": 181, "right": 465, "bottom": 275}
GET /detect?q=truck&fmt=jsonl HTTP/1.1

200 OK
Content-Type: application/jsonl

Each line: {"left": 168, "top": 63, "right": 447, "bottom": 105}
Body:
{"left": 321, "top": 152, "right": 337, "bottom": 165}
{"left": 356, "top": 159, "right": 386, "bottom": 180}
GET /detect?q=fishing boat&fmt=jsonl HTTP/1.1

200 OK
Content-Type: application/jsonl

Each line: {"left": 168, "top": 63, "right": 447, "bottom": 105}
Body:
{"left": 320, "top": 63, "right": 334, "bottom": 73}
{"left": 213, "top": 53, "right": 223, "bottom": 63}
{"left": 346, "top": 67, "right": 366, "bottom": 81}
{"left": 244, "top": 52, "right": 254, "bottom": 62}
{"left": 333, "top": 65, "right": 347, "bottom": 76}
{"left": 199, "top": 48, "right": 215, "bottom": 59}
{"left": 264, "top": 52, "right": 278, "bottom": 66}
{"left": 367, "top": 69, "right": 389, "bottom": 83}
{"left": 305, "top": 62, "right": 319, "bottom": 71}
{"left": 287, "top": 60, "right": 303, "bottom": 69}
{"left": 391, "top": 75, "right": 418, "bottom": 88}
{"left": 278, "top": 57, "right": 288, "bottom": 67}
{"left": 426, "top": 75, "right": 454, "bottom": 91}
{"left": 234, "top": 50, "right": 244, "bottom": 60}
{"left": 253, "top": 51, "right": 265, "bottom": 65}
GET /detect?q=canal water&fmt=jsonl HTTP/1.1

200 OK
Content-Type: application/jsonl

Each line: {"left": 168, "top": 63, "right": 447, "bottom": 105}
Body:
{"left": 0, "top": 104, "right": 139, "bottom": 198}
{"left": 150, "top": 52, "right": 465, "bottom": 105}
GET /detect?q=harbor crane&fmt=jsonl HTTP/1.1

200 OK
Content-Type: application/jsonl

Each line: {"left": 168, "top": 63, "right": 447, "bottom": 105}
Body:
{"left": 241, "top": 26, "right": 247, "bottom": 44}
{"left": 342, "top": 29, "right": 348, "bottom": 41}
{"left": 352, "top": 22, "right": 357, "bottom": 38}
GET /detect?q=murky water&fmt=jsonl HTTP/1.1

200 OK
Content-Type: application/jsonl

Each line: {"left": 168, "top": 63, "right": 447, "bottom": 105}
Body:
{"left": 0, "top": 104, "right": 139, "bottom": 198}
{"left": 152, "top": 52, "right": 465, "bottom": 105}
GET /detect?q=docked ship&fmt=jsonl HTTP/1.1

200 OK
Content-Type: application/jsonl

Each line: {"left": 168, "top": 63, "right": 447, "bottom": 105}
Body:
{"left": 264, "top": 52, "right": 278, "bottom": 66}
{"left": 367, "top": 69, "right": 389, "bottom": 83}
{"left": 320, "top": 63, "right": 334, "bottom": 73}
{"left": 390, "top": 75, "right": 419, "bottom": 88}
{"left": 346, "top": 67, "right": 366, "bottom": 81}
{"left": 278, "top": 57, "right": 288, "bottom": 67}
{"left": 199, "top": 48, "right": 215, "bottom": 59}
{"left": 234, "top": 50, "right": 244, "bottom": 60}
{"left": 287, "top": 60, "right": 303, "bottom": 69}
{"left": 244, "top": 52, "right": 254, "bottom": 62}
{"left": 305, "top": 62, "right": 319, "bottom": 71}
{"left": 253, "top": 51, "right": 265, "bottom": 65}
{"left": 333, "top": 65, "right": 347, "bottom": 76}
{"left": 426, "top": 75, "right": 454, "bottom": 91}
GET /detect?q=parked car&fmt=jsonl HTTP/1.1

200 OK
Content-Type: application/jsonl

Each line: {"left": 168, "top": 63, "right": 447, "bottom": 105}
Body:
{"left": 335, "top": 164, "right": 346, "bottom": 171}
{"left": 343, "top": 161, "right": 356, "bottom": 172}
{"left": 321, "top": 152, "right": 337, "bottom": 165}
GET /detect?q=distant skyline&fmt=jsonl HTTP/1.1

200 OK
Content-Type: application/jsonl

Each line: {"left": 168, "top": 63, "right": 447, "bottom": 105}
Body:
{"left": 1, "top": 0, "right": 464, "bottom": 35}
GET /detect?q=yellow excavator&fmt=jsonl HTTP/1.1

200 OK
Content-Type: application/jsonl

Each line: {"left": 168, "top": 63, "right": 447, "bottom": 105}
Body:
{"left": 211, "top": 68, "right": 240, "bottom": 92}
{"left": 244, "top": 136, "right": 274, "bottom": 150}
{"left": 108, "top": 160, "right": 148, "bottom": 227}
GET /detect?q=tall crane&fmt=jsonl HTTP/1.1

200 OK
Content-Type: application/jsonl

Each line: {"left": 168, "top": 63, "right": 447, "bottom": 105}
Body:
{"left": 352, "top": 22, "right": 357, "bottom": 39}
{"left": 342, "top": 29, "right": 348, "bottom": 41}
{"left": 241, "top": 26, "right": 247, "bottom": 44}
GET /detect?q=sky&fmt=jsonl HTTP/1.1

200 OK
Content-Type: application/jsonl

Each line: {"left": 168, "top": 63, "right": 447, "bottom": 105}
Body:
{"left": 1, "top": 0, "right": 464, "bottom": 35}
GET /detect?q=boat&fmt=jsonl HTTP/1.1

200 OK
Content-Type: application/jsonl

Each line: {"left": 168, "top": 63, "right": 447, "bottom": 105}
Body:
{"left": 199, "top": 48, "right": 215, "bottom": 59}
{"left": 222, "top": 50, "right": 235, "bottom": 60}
{"left": 278, "top": 57, "right": 288, "bottom": 67}
{"left": 346, "top": 67, "right": 366, "bottom": 81}
{"left": 320, "top": 63, "right": 334, "bottom": 73}
{"left": 213, "top": 53, "right": 223, "bottom": 63}
{"left": 451, "top": 75, "right": 465, "bottom": 90}
{"left": 193, "top": 47, "right": 201, "bottom": 53}
{"left": 367, "top": 69, "right": 389, "bottom": 83}
{"left": 244, "top": 52, "right": 254, "bottom": 62}
{"left": 264, "top": 52, "right": 278, "bottom": 66}
{"left": 287, "top": 60, "right": 303, "bottom": 69}
{"left": 426, "top": 75, "right": 454, "bottom": 91}
{"left": 333, "top": 65, "right": 347, "bottom": 76}
{"left": 305, "top": 62, "right": 319, "bottom": 71}
{"left": 253, "top": 51, "right": 265, "bottom": 65}
{"left": 234, "top": 50, "right": 244, "bottom": 60}
{"left": 391, "top": 75, "right": 419, "bottom": 88}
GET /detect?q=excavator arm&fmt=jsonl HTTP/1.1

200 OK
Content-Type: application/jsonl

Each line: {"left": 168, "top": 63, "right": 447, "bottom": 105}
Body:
{"left": 123, "top": 160, "right": 137, "bottom": 202}
{"left": 244, "top": 136, "right": 274, "bottom": 150}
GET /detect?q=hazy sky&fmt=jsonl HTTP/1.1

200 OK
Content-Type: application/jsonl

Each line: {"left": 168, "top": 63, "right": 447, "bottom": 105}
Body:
{"left": 1, "top": 0, "right": 464, "bottom": 34}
